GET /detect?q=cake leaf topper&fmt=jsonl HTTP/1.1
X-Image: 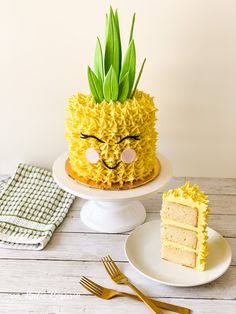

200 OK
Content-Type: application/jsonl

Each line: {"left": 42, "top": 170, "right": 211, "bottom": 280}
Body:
{"left": 88, "top": 7, "right": 146, "bottom": 103}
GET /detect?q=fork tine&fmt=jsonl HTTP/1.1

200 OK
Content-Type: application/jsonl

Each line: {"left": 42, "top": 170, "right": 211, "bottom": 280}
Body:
{"left": 80, "top": 277, "right": 101, "bottom": 295}
{"left": 106, "top": 255, "right": 119, "bottom": 275}
{"left": 81, "top": 276, "right": 102, "bottom": 290}
{"left": 104, "top": 256, "right": 117, "bottom": 276}
{"left": 81, "top": 277, "right": 102, "bottom": 294}
{"left": 80, "top": 280, "right": 101, "bottom": 297}
{"left": 82, "top": 276, "right": 103, "bottom": 292}
{"left": 81, "top": 280, "right": 101, "bottom": 294}
{"left": 108, "top": 255, "right": 121, "bottom": 273}
{"left": 102, "top": 257, "right": 114, "bottom": 278}
{"left": 101, "top": 258, "right": 111, "bottom": 277}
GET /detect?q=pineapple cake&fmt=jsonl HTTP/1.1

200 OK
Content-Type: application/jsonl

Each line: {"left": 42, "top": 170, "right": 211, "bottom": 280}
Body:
{"left": 65, "top": 7, "right": 160, "bottom": 189}
{"left": 161, "top": 182, "right": 210, "bottom": 271}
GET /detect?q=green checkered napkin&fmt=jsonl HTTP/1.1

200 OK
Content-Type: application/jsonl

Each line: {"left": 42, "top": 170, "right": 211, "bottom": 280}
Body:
{"left": 0, "top": 163, "right": 75, "bottom": 250}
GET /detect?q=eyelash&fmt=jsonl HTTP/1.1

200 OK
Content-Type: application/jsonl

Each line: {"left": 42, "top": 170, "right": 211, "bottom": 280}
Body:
{"left": 80, "top": 133, "right": 105, "bottom": 143}
{"left": 116, "top": 135, "right": 140, "bottom": 144}
{"left": 80, "top": 133, "right": 140, "bottom": 144}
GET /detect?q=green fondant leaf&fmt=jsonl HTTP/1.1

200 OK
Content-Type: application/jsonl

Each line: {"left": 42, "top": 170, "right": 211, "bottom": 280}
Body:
{"left": 103, "top": 66, "right": 119, "bottom": 102}
{"left": 131, "top": 58, "right": 146, "bottom": 98}
{"left": 119, "top": 39, "right": 136, "bottom": 97}
{"left": 87, "top": 66, "right": 104, "bottom": 103}
{"left": 104, "top": 7, "right": 121, "bottom": 77}
{"left": 105, "top": 13, "right": 108, "bottom": 40}
{"left": 114, "top": 9, "right": 122, "bottom": 71}
{"left": 118, "top": 72, "right": 129, "bottom": 102}
{"left": 129, "top": 13, "right": 136, "bottom": 43}
{"left": 94, "top": 37, "right": 104, "bottom": 85}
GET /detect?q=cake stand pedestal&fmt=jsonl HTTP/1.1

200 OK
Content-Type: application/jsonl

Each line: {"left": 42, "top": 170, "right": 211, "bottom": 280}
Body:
{"left": 52, "top": 152, "right": 172, "bottom": 233}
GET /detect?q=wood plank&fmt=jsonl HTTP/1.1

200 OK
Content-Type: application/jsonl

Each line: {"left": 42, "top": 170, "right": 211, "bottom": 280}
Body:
{"left": 1, "top": 175, "right": 236, "bottom": 216}
{"left": 0, "top": 233, "right": 127, "bottom": 261}
{"left": 186, "top": 177, "right": 236, "bottom": 195}
{"left": 71, "top": 192, "right": 236, "bottom": 216}
{"left": 59, "top": 209, "right": 236, "bottom": 237}
{"left": 0, "top": 294, "right": 235, "bottom": 314}
{"left": 153, "top": 177, "right": 186, "bottom": 192}
{"left": 0, "top": 232, "right": 235, "bottom": 265}
{"left": 207, "top": 194, "right": 236, "bottom": 215}
{"left": 143, "top": 194, "right": 236, "bottom": 215}
{"left": 0, "top": 259, "right": 235, "bottom": 300}
{"left": 207, "top": 214, "right": 236, "bottom": 238}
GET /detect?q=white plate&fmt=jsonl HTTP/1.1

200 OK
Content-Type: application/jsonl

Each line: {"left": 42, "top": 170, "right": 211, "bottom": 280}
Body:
{"left": 125, "top": 220, "right": 232, "bottom": 287}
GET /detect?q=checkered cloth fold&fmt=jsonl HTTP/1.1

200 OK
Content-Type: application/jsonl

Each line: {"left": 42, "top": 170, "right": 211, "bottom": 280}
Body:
{"left": 0, "top": 163, "right": 75, "bottom": 250}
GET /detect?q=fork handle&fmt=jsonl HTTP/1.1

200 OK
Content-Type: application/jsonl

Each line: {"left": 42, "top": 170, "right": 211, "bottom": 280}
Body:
{"left": 117, "top": 291, "right": 190, "bottom": 314}
{"left": 126, "top": 281, "right": 164, "bottom": 314}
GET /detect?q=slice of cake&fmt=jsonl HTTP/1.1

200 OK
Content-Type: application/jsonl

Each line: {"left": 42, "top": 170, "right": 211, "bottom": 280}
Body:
{"left": 161, "top": 182, "right": 210, "bottom": 270}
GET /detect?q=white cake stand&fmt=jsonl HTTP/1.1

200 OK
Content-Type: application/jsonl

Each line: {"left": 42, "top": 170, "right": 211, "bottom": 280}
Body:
{"left": 52, "top": 152, "right": 172, "bottom": 233}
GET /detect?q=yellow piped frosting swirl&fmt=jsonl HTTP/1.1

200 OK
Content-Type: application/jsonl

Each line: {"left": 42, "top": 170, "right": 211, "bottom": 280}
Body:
{"left": 65, "top": 90, "right": 158, "bottom": 186}
{"left": 163, "top": 182, "right": 210, "bottom": 271}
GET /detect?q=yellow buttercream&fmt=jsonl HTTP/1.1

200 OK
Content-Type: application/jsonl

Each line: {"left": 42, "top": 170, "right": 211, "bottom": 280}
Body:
{"left": 65, "top": 90, "right": 158, "bottom": 185}
{"left": 163, "top": 240, "right": 197, "bottom": 253}
{"left": 161, "top": 218, "right": 198, "bottom": 232}
{"left": 162, "top": 182, "right": 210, "bottom": 271}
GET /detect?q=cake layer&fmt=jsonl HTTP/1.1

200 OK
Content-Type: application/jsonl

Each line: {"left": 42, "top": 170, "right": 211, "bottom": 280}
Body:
{"left": 162, "top": 201, "right": 198, "bottom": 227}
{"left": 162, "top": 245, "right": 196, "bottom": 268}
{"left": 161, "top": 224, "right": 198, "bottom": 249}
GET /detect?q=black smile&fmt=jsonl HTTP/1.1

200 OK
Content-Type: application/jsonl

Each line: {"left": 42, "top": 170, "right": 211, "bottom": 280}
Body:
{"left": 102, "top": 160, "right": 120, "bottom": 170}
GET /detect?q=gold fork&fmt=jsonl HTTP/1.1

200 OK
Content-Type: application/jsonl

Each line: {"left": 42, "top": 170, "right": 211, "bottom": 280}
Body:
{"left": 102, "top": 255, "right": 164, "bottom": 314}
{"left": 80, "top": 276, "right": 191, "bottom": 314}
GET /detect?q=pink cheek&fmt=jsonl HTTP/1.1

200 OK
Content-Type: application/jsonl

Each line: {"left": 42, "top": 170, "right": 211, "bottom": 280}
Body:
{"left": 85, "top": 148, "right": 100, "bottom": 164}
{"left": 121, "top": 148, "right": 137, "bottom": 164}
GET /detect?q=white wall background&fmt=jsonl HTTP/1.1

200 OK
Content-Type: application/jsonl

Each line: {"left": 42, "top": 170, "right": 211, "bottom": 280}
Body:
{"left": 0, "top": 0, "right": 236, "bottom": 177}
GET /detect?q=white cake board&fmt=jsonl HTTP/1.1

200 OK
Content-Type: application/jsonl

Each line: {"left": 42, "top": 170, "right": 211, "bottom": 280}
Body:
{"left": 52, "top": 152, "right": 172, "bottom": 233}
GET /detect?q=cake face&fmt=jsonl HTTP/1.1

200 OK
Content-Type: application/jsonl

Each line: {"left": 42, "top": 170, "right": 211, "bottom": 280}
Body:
{"left": 66, "top": 91, "right": 158, "bottom": 187}
{"left": 161, "top": 182, "right": 209, "bottom": 271}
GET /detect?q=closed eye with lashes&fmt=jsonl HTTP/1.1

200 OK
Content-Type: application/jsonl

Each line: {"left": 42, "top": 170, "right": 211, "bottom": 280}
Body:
{"left": 80, "top": 133, "right": 140, "bottom": 144}
{"left": 116, "top": 135, "right": 140, "bottom": 144}
{"left": 80, "top": 133, "right": 105, "bottom": 143}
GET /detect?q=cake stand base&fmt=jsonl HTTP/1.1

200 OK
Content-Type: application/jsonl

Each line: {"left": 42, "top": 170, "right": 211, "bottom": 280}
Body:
{"left": 80, "top": 200, "right": 146, "bottom": 233}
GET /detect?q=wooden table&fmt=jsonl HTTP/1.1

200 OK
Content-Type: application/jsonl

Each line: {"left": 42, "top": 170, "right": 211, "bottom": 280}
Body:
{"left": 0, "top": 176, "right": 235, "bottom": 313}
